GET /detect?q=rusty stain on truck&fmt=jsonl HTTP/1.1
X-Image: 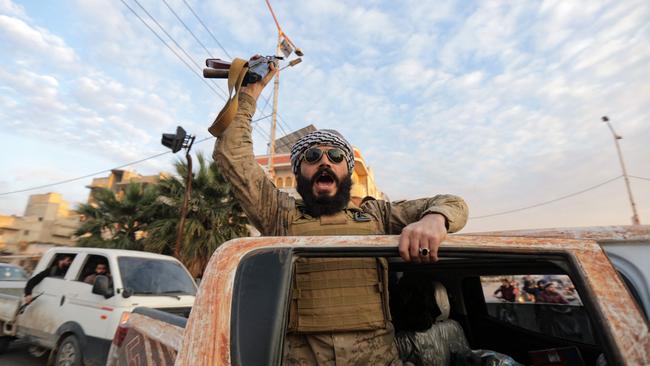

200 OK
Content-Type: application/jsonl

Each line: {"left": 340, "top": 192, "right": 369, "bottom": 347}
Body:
{"left": 469, "top": 225, "right": 650, "bottom": 242}
{"left": 117, "top": 313, "right": 183, "bottom": 366}
{"left": 176, "top": 234, "right": 650, "bottom": 365}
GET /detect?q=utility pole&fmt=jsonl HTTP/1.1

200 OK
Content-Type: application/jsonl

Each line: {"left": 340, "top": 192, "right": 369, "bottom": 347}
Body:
{"left": 268, "top": 33, "right": 281, "bottom": 179}
{"left": 602, "top": 116, "right": 641, "bottom": 225}
{"left": 264, "top": 0, "right": 303, "bottom": 178}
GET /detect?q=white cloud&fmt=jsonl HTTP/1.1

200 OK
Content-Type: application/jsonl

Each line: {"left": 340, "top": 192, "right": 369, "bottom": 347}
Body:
{"left": 0, "top": 15, "right": 76, "bottom": 64}
{"left": 0, "top": 0, "right": 27, "bottom": 19}
{"left": 1, "top": 0, "right": 649, "bottom": 232}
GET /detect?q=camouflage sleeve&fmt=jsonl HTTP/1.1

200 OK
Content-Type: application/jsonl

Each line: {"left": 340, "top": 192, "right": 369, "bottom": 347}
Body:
{"left": 365, "top": 195, "right": 468, "bottom": 234}
{"left": 212, "top": 93, "right": 293, "bottom": 236}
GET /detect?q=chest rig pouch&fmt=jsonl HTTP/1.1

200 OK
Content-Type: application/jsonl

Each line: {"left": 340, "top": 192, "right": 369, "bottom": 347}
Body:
{"left": 287, "top": 208, "right": 390, "bottom": 333}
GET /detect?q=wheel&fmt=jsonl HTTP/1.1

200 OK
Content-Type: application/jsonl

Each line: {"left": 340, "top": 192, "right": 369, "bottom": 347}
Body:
{"left": 0, "top": 336, "right": 11, "bottom": 354}
{"left": 54, "top": 335, "right": 82, "bottom": 366}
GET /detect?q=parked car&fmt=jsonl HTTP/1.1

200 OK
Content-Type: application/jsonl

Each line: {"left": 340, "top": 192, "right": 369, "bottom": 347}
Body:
{"left": 108, "top": 230, "right": 650, "bottom": 366}
{"left": 0, "top": 247, "right": 197, "bottom": 366}
{"left": 0, "top": 263, "right": 28, "bottom": 297}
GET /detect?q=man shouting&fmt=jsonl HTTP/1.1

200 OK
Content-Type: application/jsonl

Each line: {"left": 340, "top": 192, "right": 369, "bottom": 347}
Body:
{"left": 211, "top": 58, "right": 468, "bottom": 365}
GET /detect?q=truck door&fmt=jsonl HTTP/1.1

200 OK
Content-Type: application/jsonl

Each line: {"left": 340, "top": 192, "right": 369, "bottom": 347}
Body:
{"left": 17, "top": 252, "right": 78, "bottom": 347}
{"left": 63, "top": 254, "right": 118, "bottom": 340}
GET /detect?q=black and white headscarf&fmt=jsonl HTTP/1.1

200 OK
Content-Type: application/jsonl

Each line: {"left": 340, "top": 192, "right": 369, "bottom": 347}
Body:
{"left": 290, "top": 129, "right": 355, "bottom": 175}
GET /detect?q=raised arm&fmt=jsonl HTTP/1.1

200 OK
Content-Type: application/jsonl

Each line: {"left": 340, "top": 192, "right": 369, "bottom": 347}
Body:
{"left": 212, "top": 63, "right": 293, "bottom": 235}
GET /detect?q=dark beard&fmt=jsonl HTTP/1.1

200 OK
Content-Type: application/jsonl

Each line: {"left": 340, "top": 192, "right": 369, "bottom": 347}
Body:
{"left": 296, "top": 168, "right": 352, "bottom": 217}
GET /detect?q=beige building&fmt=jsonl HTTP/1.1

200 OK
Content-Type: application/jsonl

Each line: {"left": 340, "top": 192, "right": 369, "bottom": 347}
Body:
{"left": 255, "top": 125, "right": 385, "bottom": 206}
{"left": 0, "top": 193, "right": 81, "bottom": 255}
{"left": 86, "top": 169, "right": 167, "bottom": 204}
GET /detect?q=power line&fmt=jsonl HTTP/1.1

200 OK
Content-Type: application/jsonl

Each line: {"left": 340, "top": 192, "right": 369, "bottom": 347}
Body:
{"left": 138, "top": 0, "right": 287, "bottom": 135}
{"left": 119, "top": 0, "right": 226, "bottom": 100}
{"left": 130, "top": 0, "right": 228, "bottom": 100}
{"left": 254, "top": 124, "right": 272, "bottom": 141}
{"left": 252, "top": 114, "right": 272, "bottom": 124}
{"left": 469, "top": 175, "right": 623, "bottom": 220}
{"left": 181, "top": 0, "right": 232, "bottom": 60}
{"left": 0, "top": 151, "right": 171, "bottom": 196}
{"left": 0, "top": 114, "right": 276, "bottom": 196}
{"left": 167, "top": 0, "right": 292, "bottom": 135}
{"left": 0, "top": 136, "right": 214, "bottom": 197}
{"left": 630, "top": 175, "right": 650, "bottom": 182}
{"left": 161, "top": 0, "right": 216, "bottom": 59}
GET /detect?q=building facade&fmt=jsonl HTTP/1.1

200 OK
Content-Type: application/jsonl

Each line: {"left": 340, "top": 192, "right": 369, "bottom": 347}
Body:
{"left": 86, "top": 169, "right": 168, "bottom": 204}
{"left": 0, "top": 193, "right": 81, "bottom": 255}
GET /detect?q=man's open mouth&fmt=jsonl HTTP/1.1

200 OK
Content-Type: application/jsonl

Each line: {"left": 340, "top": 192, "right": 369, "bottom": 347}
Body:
{"left": 314, "top": 171, "right": 337, "bottom": 191}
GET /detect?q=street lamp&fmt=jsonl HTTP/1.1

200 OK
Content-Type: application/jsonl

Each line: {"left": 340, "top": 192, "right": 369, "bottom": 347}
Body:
{"left": 161, "top": 126, "right": 196, "bottom": 258}
{"left": 602, "top": 116, "right": 641, "bottom": 225}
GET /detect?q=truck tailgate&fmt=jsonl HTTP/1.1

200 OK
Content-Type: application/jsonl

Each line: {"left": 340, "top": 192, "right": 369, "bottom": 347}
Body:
{"left": 106, "top": 312, "right": 184, "bottom": 366}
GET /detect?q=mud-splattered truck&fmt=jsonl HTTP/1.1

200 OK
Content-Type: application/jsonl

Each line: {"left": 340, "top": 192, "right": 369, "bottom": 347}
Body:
{"left": 108, "top": 228, "right": 650, "bottom": 366}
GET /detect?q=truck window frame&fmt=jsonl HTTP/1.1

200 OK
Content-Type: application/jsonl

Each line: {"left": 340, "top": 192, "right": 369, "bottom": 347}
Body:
{"left": 76, "top": 254, "right": 113, "bottom": 288}
{"left": 42, "top": 252, "right": 78, "bottom": 280}
{"left": 616, "top": 269, "right": 648, "bottom": 321}
{"left": 229, "top": 247, "right": 624, "bottom": 366}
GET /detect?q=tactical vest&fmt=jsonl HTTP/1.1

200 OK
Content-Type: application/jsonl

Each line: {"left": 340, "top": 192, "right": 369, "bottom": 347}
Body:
{"left": 287, "top": 207, "right": 390, "bottom": 333}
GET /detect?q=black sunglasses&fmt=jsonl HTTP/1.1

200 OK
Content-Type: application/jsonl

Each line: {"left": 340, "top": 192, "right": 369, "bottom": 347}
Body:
{"left": 302, "top": 147, "right": 346, "bottom": 164}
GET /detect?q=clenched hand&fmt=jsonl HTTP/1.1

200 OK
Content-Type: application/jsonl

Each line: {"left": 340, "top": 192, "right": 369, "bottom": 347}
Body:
{"left": 240, "top": 56, "right": 277, "bottom": 101}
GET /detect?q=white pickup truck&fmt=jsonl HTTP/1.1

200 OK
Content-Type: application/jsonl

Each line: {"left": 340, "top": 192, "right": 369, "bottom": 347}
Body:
{"left": 0, "top": 247, "right": 197, "bottom": 366}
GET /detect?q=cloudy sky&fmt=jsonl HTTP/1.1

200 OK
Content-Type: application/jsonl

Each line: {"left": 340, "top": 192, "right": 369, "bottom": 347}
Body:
{"left": 1, "top": 0, "right": 649, "bottom": 232}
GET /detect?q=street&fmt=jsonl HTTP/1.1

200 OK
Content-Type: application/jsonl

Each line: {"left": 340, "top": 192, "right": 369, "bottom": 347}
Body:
{"left": 0, "top": 340, "right": 47, "bottom": 366}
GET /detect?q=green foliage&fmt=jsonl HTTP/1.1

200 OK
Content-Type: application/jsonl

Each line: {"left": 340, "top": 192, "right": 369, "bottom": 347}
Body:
{"left": 75, "top": 153, "right": 249, "bottom": 277}
{"left": 145, "top": 153, "right": 249, "bottom": 276}
{"left": 75, "top": 183, "right": 159, "bottom": 250}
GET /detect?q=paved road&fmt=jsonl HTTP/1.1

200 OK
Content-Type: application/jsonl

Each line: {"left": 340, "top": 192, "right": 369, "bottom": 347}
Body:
{"left": 0, "top": 340, "right": 47, "bottom": 366}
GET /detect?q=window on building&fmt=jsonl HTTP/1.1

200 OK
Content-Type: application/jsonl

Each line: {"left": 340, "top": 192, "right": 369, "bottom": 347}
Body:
{"left": 23, "top": 230, "right": 29, "bottom": 235}
{"left": 276, "top": 177, "right": 284, "bottom": 187}
{"left": 286, "top": 177, "right": 293, "bottom": 187}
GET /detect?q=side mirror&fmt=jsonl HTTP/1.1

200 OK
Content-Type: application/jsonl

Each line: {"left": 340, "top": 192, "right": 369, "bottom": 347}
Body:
{"left": 122, "top": 288, "right": 133, "bottom": 298}
{"left": 92, "top": 275, "right": 114, "bottom": 299}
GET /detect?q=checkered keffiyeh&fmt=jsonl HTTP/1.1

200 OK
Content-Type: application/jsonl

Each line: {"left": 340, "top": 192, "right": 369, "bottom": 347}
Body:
{"left": 290, "top": 129, "right": 355, "bottom": 175}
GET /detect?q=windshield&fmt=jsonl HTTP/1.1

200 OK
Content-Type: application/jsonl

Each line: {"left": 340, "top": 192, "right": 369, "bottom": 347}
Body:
{"left": 118, "top": 257, "right": 196, "bottom": 296}
{"left": 0, "top": 265, "right": 27, "bottom": 281}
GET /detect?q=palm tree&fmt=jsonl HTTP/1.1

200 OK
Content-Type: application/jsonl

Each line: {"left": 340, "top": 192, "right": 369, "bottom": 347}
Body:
{"left": 145, "top": 153, "right": 249, "bottom": 277}
{"left": 75, "top": 183, "right": 159, "bottom": 250}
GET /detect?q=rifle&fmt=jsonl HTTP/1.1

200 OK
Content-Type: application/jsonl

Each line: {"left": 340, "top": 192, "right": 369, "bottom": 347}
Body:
{"left": 17, "top": 292, "right": 44, "bottom": 315}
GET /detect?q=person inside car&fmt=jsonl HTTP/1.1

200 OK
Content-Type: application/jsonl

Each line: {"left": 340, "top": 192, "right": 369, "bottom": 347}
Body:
{"left": 84, "top": 262, "right": 111, "bottom": 285}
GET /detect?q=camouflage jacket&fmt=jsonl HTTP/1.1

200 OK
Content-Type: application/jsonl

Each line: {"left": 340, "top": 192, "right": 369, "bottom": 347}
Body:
{"left": 212, "top": 93, "right": 469, "bottom": 236}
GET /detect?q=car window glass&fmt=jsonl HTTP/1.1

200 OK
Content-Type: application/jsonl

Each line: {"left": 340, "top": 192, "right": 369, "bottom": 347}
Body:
{"left": 480, "top": 274, "right": 595, "bottom": 345}
{"left": 0, "top": 265, "right": 27, "bottom": 280}
{"left": 118, "top": 257, "right": 196, "bottom": 296}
